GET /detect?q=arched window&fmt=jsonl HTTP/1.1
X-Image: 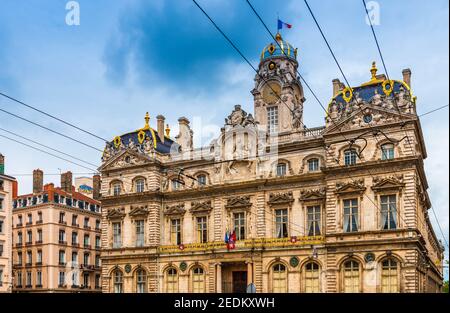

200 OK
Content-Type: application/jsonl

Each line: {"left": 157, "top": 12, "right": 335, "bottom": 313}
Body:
{"left": 342, "top": 260, "right": 360, "bottom": 293}
{"left": 381, "top": 143, "right": 395, "bottom": 160}
{"left": 135, "top": 269, "right": 147, "bottom": 293}
{"left": 191, "top": 267, "right": 205, "bottom": 293}
{"left": 166, "top": 268, "right": 178, "bottom": 293}
{"left": 276, "top": 163, "right": 287, "bottom": 177}
{"left": 112, "top": 270, "right": 123, "bottom": 293}
{"left": 304, "top": 262, "right": 320, "bottom": 293}
{"left": 308, "top": 158, "right": 320, "bottom": 172}
{"left": 171, "top": 179, "right": 182, "bottom": 191}
{"left": 135, "top": 179, "right": 145, "bottom": 193}
{"left": 381, "top": 259, "right": 399, "bottom": 293}
{"left": 197, "top": 174, "right": 207, "bottom": 186}
{"left": 344, "top": 149, "right": 357, "bottom": 166}
{"left": 272, "top": 263, "right": 287, "bottom": 293}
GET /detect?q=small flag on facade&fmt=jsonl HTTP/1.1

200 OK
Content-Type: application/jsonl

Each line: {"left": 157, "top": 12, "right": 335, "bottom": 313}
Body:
{"left": 278, "top": 19, "right": 292, "bottom": 31}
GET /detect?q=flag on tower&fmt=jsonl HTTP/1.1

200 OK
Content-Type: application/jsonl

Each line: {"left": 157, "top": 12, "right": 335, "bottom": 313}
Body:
{"left": 277, "top": 19, "right": 292, "bottom": 30}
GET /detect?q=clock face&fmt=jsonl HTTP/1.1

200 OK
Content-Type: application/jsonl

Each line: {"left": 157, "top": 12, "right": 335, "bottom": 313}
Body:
{"left": 262, "top": 82, "right": 281, "bottom": 104}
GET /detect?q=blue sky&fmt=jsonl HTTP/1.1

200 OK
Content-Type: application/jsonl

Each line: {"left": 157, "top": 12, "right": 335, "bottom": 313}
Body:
{"left": 0, "top": 0, "right": 448, "bottom": 272}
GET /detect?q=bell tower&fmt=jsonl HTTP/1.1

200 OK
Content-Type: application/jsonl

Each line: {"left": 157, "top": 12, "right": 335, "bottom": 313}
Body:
{"left": 252, "top": 33, "right": 305, "bottom": 134}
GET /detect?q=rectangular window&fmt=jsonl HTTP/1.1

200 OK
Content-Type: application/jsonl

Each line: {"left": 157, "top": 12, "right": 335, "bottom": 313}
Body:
{"left": 343, "top": 199, "right": 359, "bottom": 232}
{"left": 27, "top": 231, "right": 32, "bottom": 243}
{"left": 95, "top": 236, "right": 101, "bottom": 249}
{"left": 95, "top": 255, "right": 100, "bottom": 267}
{"left": 17, "top": 272, "right": 23, "bottom": 287}
{"left": 37, "top": 250, "right": 42, "bottom": 264}
{"left": 72, "top": 252, "right": 78, "bottom": 265}
{"left": 27, "top": 214, "right": 32, "bottom": 224}
{"left": 59, "top": 230, "right": 66, "bottom": 243}
{"left": 112, "top": 222, "right": 122, "bottom": 248}
{"left": 344, "top": 150, "right": 357, "bottom": 166}
{"left": 171, "top": 219, "right": 182, "bottom": 245}
{"left": 37, "top": 212, "right": 43, "bottom": 223}
{"left": 26, "top": 251, "right": 32, "bottom": 264}
{"left": 233, "top": 212, "right": 246, "bottom": 240}
{"left": 95, "top": 219, "right": 101, "bottom": 230}
{"left": 196, "top": 217, "right": 208, "bottom": 244}
{"left": 136, "top": 179, "right": 145, "bottom": 193}
{"left": 307, "top": 206, "right": 321, "bottom": 236}
{"left": 113, "top": 183, "right": 121, "bottom": 196}
{"left": 83, "top": 253, "right": 90, "bottom": 266}
{"left": 380, "top": 195, "right": 397, "bottom": 230}
{"left": 72, "top": 215, "right": 78, "bottom": 226}
{"left": 59, "top": 212, "right": 65, "bottom": 223}
{"left": 84, "top": 234, "right": 90, "bottom": 247}
{"left": 18, "top": 232, "right": 23, "bottom": 244}
{"left": 0, "top": 269, "right": 2, "bottom": 287}
{"left": 37, "top": 229, "right": 43, "bottom": 243}
{"left": 59, "top": 272, "right": 65, "bottom": 286}
{"left": 83, "top": 273, "right": 90, "bottom": 288}
{"left": 18, "top": 252, "right": 23, "bottom": 265}
{"left": 276, "top": 163, "right": 287, "bottom": 177}
{"left": 0, "top": 220, "right": 3, "bottom": 234}
{"left": 381, "top": 144, "right": 395, "bottom": 160}
{"left": 275, "top": 209, "right": 289, "bottom": 238}
{"left": 135, "top": 220, "right": 145, "bottom": 247}
{"left": 84, "top": 217, "right": 90, "bottom": 228}
{"left": 95, "top": 274, "right": 101, "bottom": 288}
{"left": 308, "top": 158, "right": 320, "bottom": 172}
{"left": 267, "top": 106, "right": 279, "bottom": 134}
{"left": 59, "top": 250, "right": 65, "bottom": 265}
{"left": 36, "top": 271, "right": 42, "bottom": 286}
{"left": 26, "top": 271, "right": 32, "bottom": 287}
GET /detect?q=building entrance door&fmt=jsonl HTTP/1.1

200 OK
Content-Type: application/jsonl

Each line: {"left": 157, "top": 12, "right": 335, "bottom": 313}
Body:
{"left": 232, "top": 271, "right": 247, "bottom": 293}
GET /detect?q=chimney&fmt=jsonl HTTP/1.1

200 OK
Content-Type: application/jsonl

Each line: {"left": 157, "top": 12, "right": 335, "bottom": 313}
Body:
{"left": 12, "top": 180, "right": 18, "bottom": 198}
{"left": 332, "top": 79, "right": 344, "bottom": 97}
{"left": 0, "top": 153, "right": 4, "bottom": 175}
{"left": 402, "top": 68, "right": 411, "bottom": 88}
{"left": 175, "top": 117, "right": 193, "bottom": 151}
{"left": 60, "top": 171, "right": 73, "bottom": 194}
{"left": 33, "top": 169, "right": 44, "bottom": 194}
{"left": 93, "top": 174, "right": 101, "bottom": 200}
{"left": 156, "top": 115, "right": 165, "bottom": 144}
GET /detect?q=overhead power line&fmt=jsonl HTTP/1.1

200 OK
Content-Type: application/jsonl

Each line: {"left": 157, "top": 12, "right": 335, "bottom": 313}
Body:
{"left": 419, "top": 105, "right": 449, "bottom": 118}
{"left": 0, "top": 107, "right": 103, "bottom": 153}
{"left": 0, "top": 91, "right": 109, "bottom": 142}
{"left": 0, "top": 133, "right": 97, "bottom": 172}
{"left": 0, "top": 127, "right": 99, "bottom": 168}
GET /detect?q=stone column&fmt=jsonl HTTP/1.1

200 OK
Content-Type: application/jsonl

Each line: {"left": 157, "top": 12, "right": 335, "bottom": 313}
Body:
{"left": 216, "top": 263, "right": 222, "bottom": 293}
{"left": 247, "top": 261, "right": 253, "bottom": 285}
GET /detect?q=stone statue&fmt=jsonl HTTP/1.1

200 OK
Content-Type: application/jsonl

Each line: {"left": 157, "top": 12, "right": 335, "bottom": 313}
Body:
{"left": 292, "top": 103, "right": 303, "bottom": 129}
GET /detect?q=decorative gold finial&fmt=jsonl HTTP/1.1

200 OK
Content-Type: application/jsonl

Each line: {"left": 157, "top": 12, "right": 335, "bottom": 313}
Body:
{"left": 165, "top": 124, "right": 170, "bottom": 137}
{"left": 275, "top": 32, "right": 282, "bottom": 42}
{"left": 144, "top": 112, "right": 150, "bottom": 130}
{"left": 370, "top": 61, "right": 378, "bottom": 80}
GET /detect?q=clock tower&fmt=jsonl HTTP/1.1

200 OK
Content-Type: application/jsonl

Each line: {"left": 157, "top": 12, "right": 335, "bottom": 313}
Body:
{"left": 252, "top": 33, "right": 305, "bottom": 134}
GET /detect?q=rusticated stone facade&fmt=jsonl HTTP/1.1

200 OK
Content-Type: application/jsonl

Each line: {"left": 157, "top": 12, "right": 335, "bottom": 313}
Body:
{"left": 99, "top": 35, "right": 444, "bottom": 293}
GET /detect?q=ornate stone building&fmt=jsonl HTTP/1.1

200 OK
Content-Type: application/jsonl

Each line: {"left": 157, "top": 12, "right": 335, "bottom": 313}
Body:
{"left": 99, "top": 34, "right": 444, "bottom": 293}
{"left": 12, "top": 170, "right": 102, "bottom": 293}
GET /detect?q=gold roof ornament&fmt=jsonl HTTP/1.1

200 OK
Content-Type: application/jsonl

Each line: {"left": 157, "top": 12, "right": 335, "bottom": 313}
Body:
{"left": 275, "top": 32, "right": 282, "bottom": 42}
{"left": 165, "top": 124, "right": 171, "bottom": 137}
{"left": 143, "top": 112, "right": 150, "bottom": 130}
{"left": 370, "top": 61, "right": 378, "bottom": 81}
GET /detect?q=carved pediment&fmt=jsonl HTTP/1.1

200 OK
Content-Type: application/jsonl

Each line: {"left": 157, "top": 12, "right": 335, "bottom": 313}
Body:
{"left": 225, "top": 105, "right": 257, "bottom": 128}
{"left": 190, "top": 200, "right": 213, "bottom": 214}
{"left": 325, "top": 104, "right": 415, "bottom": 134}
{"left": 100, "top": 149, "right": 150, "bottom": 171}
{"left": 164, "top": 204, "right": 186, "bottom": 216}
{"left": 107, "top": 208, "right": 126, "bottom": 220}
{"left": 129, "top": 205, "right": 149, "bottom": 217}
{"left": 299, "top": 188, "right": 326, "bottom": 202}
{"left": 268, "top": 192, "right": 294, "bottom": 205}
{"left": 372, "top": 175, "right": 405, "bottom": 192}
{"left": 335, "top": 179, "right": 366, "bottom": 195}
{"left": 225, "top": 196, "right": 252, "bottom": 210}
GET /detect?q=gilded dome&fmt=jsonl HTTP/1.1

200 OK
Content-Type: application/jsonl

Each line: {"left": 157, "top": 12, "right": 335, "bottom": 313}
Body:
{"left": 260, "top": 33, "right": 297, "bottom": 61}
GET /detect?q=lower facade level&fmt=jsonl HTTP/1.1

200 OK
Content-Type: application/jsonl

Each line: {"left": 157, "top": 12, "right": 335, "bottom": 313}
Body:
{"left": 101, "top": 241, "right": 443, "bottom": 293}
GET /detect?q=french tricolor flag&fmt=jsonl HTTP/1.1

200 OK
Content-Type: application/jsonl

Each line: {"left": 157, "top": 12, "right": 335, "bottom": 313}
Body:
{"left": 277, "top": 19, "right": 292, "bottom": 30}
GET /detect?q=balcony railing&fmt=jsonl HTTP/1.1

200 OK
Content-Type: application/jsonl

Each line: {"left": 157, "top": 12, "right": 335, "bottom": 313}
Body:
{"left": 36, "top": 220, "right": 43, "bottom": 224}
{"left": 35, "top": 240, "right": 43, "bottom": 244}
{"left": 59, "top": 221, "right": 67, "bottom": 225}
{"left": 59, "top": 240, "right": 67, "bottom": 245}
{"left": 15, "top": 243, "right": 23, "bottom": 247}
{"left": 84, "top": 226, "right": 91, "bottom": 230}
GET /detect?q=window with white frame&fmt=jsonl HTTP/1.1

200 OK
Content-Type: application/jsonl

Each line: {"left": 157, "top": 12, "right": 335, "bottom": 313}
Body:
{"left": 58, "top": 271, "right": 65, "bottom": 286}
{"left": 166, "top": 268, "right": 178, "bottom": 293}
{"left": 17, "top": 271, "right": 23, "bottom": 287}
{"left": 304, "top": 262, "right": 320, "bottom": 293}
{"left": 233, "top": 212, "right": 246, "bottom": 240}
{"left": 343, "top": 199, "right": 359, "bottom": 232}
{"left": 112, "top": 222, "right": 122, "bottom": 248}
{"left": 276, "top": 163, "right": 287, "bottom": 177}
{"left": 308, "top": 158, "right": 320, "bottom": 172}
{"left": 59, "top": 250, "right": 65, "bottom": 265}
{"left": 136, "top": 269, "right": 147, "bottom": 293}
{"left": 36, "top": 271, "right": 42, "bottom": 286}
{"left": 113, "top": 270, "right": 123, "bottom": 293}
{"left": 135, "top": 220, "right": 145, "bottom": 247}
{"left": 267, "top": 106, "right": 279, "bottom": 134}
{"left": 191, "top": 267, "right": 205, "bottom": 293}
{"left": 380, "top": 195, "right": 397, "bottom": 230}
{"left": 37, "top": 250, "right": 42, "bottom": 264}
{"left": 275, "top": 209, "right": 288, "bottom": 238}
{"left": 197, "top": 174, "right": 207, "bottom": 186}
{"left": 171, "top": 179, "right": 182, "bottom": 191}
{"left": 381, "top": 143, "right": 395, "bottom": 160}
{"left": 307, "top": 205, "right": 321, "bottom": 236}
{"left": 26, "top": 271, "right": 32, "bottom": 287}
{"left": 344, "top": 149, "right": 358, "bottom": 166}
{"left": 113, "top": 183, "right": 121, "bottom": 196}
{"left": 135, "top": 179, "right": 145, "bottom": 193}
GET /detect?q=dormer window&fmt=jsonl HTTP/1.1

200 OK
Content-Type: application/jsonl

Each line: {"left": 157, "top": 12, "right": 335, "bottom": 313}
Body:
{"left": 381, "top": 144, "right": 395, "bottom": 160}
{"left": 308, "top": 158, "right": 320, "bottom": 172}
{"left": 344, "top": 149, "right": 357, "bottom": 166}
{"left": 276, "top": 163, "right": 287, "bottom": 177}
